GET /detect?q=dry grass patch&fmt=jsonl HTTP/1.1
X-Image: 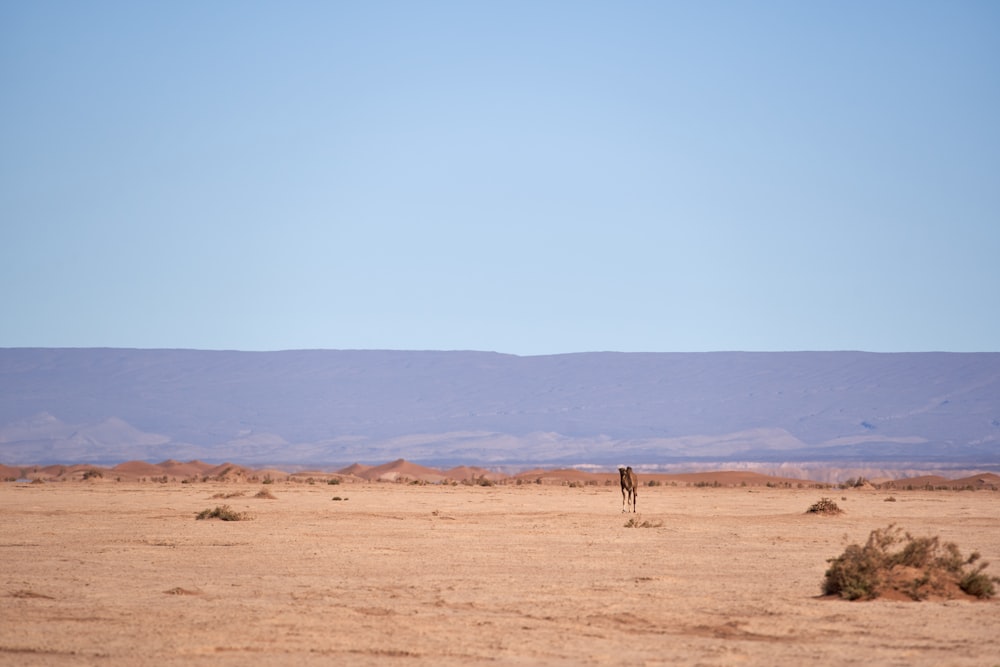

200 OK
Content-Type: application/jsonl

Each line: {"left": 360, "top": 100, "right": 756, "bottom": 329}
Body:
{"left": 211, "top": 491, "right": 245, "bottom": 499}
{"left": 624, "top": 517, "right": 663, "bottom": 528}
{"left": 195, "top": 505, "right": 253, "bottom": 521}
{"left": 823, "top": 524, "right": 999, "bottom": 601}
{"left": 253, "top": 488, "right": 277, "bottom": 499}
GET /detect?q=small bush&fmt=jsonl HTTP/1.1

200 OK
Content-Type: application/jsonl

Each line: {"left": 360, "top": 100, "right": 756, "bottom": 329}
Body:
{"left": 254, "top": 489, "right": 277, "bottom": 499}
{"left": 328, "top": 478, "right": 341, "bottom": 485}
{"left": 823, "top": 524, "right": 998, "bottom": 600}
{"left": 82, "top": 469, "right": 103, "bottom": 480}
{"left": 196, "top": 505, "right": 252, "bottom": 521}
{"left": 884, "top": 496, "right": 897, "bottom": 502}
{"left": 807, "top": 498, "right": 843, "bottom": 515}
{"left": 331, "top": 496, "right": 347, "bottom": 501}
{"left": 211, "top": 491, "right": 245, "bottom": 499}
{"left": 624, "top": 517, "right": 663, "bottom": 528}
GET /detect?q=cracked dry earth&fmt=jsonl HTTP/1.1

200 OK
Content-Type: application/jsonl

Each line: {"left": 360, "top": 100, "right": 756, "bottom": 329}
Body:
{"left": 2, "top": 481, "right": 998, "bottom": 666}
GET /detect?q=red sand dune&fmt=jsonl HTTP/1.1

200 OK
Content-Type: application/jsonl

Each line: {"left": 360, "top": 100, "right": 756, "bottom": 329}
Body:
{"left": 3, "top": 458, "right": 998, "bottom": 489}
{"left": 0, "top": 464, "right": 22, "bottom": 479}
{"left": 950, "top": 472, "right": 1000, "bottom": 487}
{"left": 203, "top": 462, "right": 254, "bottom": 479}
{"left": 113, "top": 460, "right": 168, "bottom": 477}
{"left": 157, "top": 459, "right": 215, "bottom": 478}
{"left": 358, "top": 459, "right": 446, "bottom": 483}
{"left": 337, "top": 462, "right": 372, "bottom": 476}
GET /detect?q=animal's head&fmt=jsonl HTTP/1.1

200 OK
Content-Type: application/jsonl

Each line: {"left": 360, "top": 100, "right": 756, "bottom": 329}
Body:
{"left": 618, "top": 466, "right": 627, "bottom": 476}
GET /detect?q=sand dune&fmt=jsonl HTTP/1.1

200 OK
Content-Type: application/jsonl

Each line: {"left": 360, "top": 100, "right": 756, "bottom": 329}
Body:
{"left": 5, "top": 458, "right": 999, "bottom": 491}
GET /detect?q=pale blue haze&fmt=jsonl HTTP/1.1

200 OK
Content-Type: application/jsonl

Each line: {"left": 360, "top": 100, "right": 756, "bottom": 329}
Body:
{"left": 2, "top": 1, "right": 998, "bottom": 354}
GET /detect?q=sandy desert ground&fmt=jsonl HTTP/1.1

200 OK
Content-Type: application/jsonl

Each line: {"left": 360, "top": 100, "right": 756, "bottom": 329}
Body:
{"left": 2, "top": 478, "right": 998, "bottom": 666}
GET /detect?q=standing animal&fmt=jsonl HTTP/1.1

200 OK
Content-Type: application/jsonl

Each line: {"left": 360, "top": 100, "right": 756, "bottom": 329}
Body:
{"left": 619, "top": 466, "right": 638, "bottom": 513}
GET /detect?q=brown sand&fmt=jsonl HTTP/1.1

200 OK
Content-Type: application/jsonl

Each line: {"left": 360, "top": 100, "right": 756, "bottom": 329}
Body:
{"left": 1, "top": 480, "right": 998, "bottom": 666}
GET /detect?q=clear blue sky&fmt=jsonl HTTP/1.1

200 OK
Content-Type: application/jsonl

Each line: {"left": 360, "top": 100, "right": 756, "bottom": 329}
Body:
{"left": 2, "top": 1, "right": 998, "bottom": 355}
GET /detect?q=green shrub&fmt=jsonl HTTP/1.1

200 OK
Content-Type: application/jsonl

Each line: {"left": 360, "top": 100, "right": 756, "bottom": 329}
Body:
{"left": 823, "top": 524, "right": 998, "bottom": 600}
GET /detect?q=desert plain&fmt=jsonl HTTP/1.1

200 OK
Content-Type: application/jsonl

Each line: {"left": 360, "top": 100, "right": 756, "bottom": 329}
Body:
{"left": 2, "top": 471, "right": 999, "bottom": 666}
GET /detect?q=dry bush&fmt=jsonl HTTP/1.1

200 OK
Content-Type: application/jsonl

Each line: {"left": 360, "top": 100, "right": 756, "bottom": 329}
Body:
{"left": 823, "top": 524, "right": 998, "bottom": 600}
{"left": 195, "top": 505, "right": 252, "bottom": 521}
{"left": 624, "top": 517, "right": 663, "bottom": 528}
{"left": 807, "top": 497, "right": 843, "bottom": 515}
{"left": 253, "top": 488, "right": 277, "bottom": 499}
{"left": 211, "top": 491, "right": 245, "bottom": 499}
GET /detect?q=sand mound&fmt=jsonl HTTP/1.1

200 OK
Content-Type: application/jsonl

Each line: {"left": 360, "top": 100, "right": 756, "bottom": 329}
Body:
{"left": 338, "top": 462, "right": 372, "bottom": 475}
{"left": 0, "top": 464, "right": 22, "bottom": 479}
{"left": 203, "top": 463, "right": 253, "bottom": 480}
{"left": 113, "top": 461, "right": 167, "bottom": 478}
{"left": 157, "top": 459, "right": 214, "bottom": 478}
{"left": 359, "top": 459, "right": 446, "bottom": 483}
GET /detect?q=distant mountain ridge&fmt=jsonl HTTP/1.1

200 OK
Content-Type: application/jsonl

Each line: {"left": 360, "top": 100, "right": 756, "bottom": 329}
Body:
{"left": 1, "top": 348, "right": 998, "bottom": 473}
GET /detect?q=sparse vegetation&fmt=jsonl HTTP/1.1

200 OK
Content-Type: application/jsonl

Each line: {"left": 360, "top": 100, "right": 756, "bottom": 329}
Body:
{"left": 211, "top": 490, "right": 245, "bottom": 499}
{"left": 884, "top": 495, "right": 897, "bottom": 502}
{"left": 254, "top": 488, "right": 277, "bottom": 499}
{"left": 822, "top": 524, "right": 999, "bottom": 600}
{"left": 82, "top": 469, "right": 103, "bottom": 480}
{"left": 328, "top": 478, "right": 341, "bottom": 485}
{"left": 195, "top": 505, "right": 252, "bottom": 521}
{"left": 624, "top": 517, "right": 663, "bottom": 528}
{"left": 807, "top": 497, "right": 843, "bottom": 515}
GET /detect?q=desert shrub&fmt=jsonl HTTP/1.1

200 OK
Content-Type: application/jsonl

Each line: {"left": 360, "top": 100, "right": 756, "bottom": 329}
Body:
{"left": 196, "top": 505, "right": 252, "bottom": 521}
{"left": 807, "top": 498, "right": 843, "bottom": 515}
{"left": 328, "top": 478, "right": 341, "bottom": 485}
{"left": 254, "top": 489, "right": 276, "bottom": 499}
{"left": 262, "top": 475, "right": 274, "bottom": 484}
{"left": 823, "top": 524, "right": 998, "bottom": 600}
{"left": 331, "top": 496, "right": 347, "bottom": 501}
{"left": 884, "top": 496, "right": 897, "bottom": 502}
{"left": 82, "top": 469, "right": 103, "bottom": 480}
{"left": 624, "top": 517, "right": 663, "bottom": 528}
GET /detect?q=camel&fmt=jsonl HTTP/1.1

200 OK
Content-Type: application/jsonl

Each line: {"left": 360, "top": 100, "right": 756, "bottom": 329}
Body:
{"left": 619, "top": 466, "right": 638, "bottom": 513}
